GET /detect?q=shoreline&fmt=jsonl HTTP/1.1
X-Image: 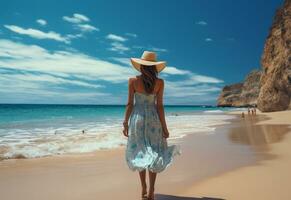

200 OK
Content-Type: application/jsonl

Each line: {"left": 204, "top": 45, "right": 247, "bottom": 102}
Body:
{"left": 0, "top": 110, "right": 290, "bottom": 199}
{"left": 0, "top": 110, "right": 233, "bottom": 161}
{"left": 0, "top": 108, "right": 234, "bottom": 160}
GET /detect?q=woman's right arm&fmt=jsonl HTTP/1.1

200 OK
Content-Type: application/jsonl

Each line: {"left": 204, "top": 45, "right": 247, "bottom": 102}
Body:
{"left": 156, "top": 79, "right": 169, "bottom": 138}
{"left": 122, "top": 78, "right": 135, "bottom": 137}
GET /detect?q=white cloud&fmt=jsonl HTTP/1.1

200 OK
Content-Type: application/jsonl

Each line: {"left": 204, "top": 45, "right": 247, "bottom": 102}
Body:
{"left": 63, "top": 13, "right": 90, "bottom": 24}
{"left": 65, "top": 33, "right": 83, "bottom": 39}
{"left": 108, "top": 42, "right": 130, "bottom": 53}
{"left": 163, "top": 66, "right": 190, "bottom": 75}
{"left": 157, "top": 70, "right": 224, "bottom": 103}
{"left": 76, "top": 24, "right": 99, "bottom": 32}
{"left": 0, "top": 39, "right": 223, "bottom": 84}
{"left": 125, "top": 33, "right": 137, "bottom": 38}
{"left": 165, "top": 81, "right": 221, "bottom": 98}
{"left": 196, "top": 21, "right": 208, "bottom": 26}
{"left": 150, "top": 47, "right": 167, "bottom": 53}
{"left": 0, "top": 68, "right": 110, "bottom": 104}
{"left": 166, "top": 73, "right": 223, "bottom": 86}
{"left": 109, "top": 57, "right": 222, "bottom": 84}
{"left": 4, "top": 25, "right": 70, "bottom": 43}
{"left": 36, "top": 19, "right": 47, "bottom": 26}
{"left": 0, "top": 39, "right": 134, "bottom": 83}
{"left": 73, "top": 13, "right": 90, "bottom": 22}
{"left": 162, "top": 68, "right": 224, "bottom": 99}
{"left": 106, "top": 34, "right": 127, "bottom": 42}
{"left": 107, "top": 56, "right": 223, "bottom": 100}
{"left": 0, "top": 39, "right": 224, "bottom": 104}
{"left": 164, "top": 76, "right": 223, "bottom": 99}
{"left": 190, "top": 74, "right": 223, "bottom": 83}
{"left": 111, "top": 57, "right": 131, "bottom": 66}
{"left": 132, "top": 45, "right": 167, "bottom": 53}
{"left": 0, "top": 73, "right": 102, "bottom": 89}
{"left": 0, "top": 39, "right": 136, "bottom": 103}
{"left": 205, "top": 38, "right": 213, "bottom": 42}
{"left": 62, "top": 13, "right": 98, "bottom": 33}
{"left": 0, "top": 83, "right": 110, "bottom": 104}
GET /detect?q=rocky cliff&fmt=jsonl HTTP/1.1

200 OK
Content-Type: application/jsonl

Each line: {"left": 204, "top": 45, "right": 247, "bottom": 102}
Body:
{"left": 217, "top": 70, "right": 261, "bottom": 107}
{"left": 217, "top": 83, "right": 243, "bottom": 107}
{"left": 241, "top": 70, "right": 262, "bottom": 105}
{"left": 217, "top": 0, "right": 291, "bottom": 111}
{"left": 257, "top": 0, "right": 291, "bottom": 112}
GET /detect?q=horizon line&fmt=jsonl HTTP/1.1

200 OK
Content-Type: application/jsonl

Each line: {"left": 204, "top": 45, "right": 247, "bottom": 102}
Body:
{"left": 0, "top": 103, "right": 218, "bottom": 107}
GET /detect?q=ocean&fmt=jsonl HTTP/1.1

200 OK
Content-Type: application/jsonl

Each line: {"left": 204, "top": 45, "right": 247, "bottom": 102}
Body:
{"left": 0, "top": 104, "right": 239, "bottom": 160}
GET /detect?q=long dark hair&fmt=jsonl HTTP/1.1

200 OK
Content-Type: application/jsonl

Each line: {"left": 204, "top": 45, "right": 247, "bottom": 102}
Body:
{"left": 140, "top": 64, "right": 158, "bottom": 94}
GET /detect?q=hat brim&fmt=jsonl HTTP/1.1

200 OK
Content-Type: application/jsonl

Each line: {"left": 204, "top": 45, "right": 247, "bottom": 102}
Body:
{"left": 130, "top": 58, "right": 166, "bottom": 73}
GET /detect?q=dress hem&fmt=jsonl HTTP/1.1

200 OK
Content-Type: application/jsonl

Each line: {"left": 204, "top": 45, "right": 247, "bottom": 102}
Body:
{"left": 126, "top": 144, "right": 181, "bottom": 173}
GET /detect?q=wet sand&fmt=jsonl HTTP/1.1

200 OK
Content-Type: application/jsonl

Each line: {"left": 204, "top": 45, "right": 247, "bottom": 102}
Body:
{"left": 0, "top": 111, "right": 290, "bottom": 200}
{"left": 183, "top": 110, "right": 291, "bottom": 200}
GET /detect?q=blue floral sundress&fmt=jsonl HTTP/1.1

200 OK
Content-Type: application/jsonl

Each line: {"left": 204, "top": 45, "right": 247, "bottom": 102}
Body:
{"left": 125, "top": 91, "right": 180, "bottom": 173}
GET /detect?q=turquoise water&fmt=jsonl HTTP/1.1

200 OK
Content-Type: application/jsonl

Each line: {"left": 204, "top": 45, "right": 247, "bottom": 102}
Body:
{"left": 0, "top": 104, "right": 238, "bottom": 160}
{"left": 0, "top": 104, "right": 232, "bottom": 124}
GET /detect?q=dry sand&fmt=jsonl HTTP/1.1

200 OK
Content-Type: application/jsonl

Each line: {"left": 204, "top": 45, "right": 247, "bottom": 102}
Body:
{"left": 183, "top": 110, "right": 291, "bottom": 200}
{"left": 0, "top": 110, "right": 290, "bottom": 200}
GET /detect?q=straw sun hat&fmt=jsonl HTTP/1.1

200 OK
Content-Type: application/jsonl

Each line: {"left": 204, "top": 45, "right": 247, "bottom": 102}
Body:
{"left": 130, "top": 51, "right": 166, "bottom": 73}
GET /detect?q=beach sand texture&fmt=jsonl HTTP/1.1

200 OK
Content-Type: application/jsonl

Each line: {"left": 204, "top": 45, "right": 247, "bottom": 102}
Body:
{"left": 0, "top": 110, "right": 290, "bottom": 200}
{"left": 184, "top": 110, "right": 291, "bottom": 200}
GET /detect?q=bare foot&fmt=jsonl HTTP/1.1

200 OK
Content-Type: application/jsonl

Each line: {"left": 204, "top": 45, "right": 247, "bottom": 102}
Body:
{"left": 148, "top": 188, "right": 154, "bottom": 200}
{"left": 142, "top": 185, "right": 147, "bottom": 199}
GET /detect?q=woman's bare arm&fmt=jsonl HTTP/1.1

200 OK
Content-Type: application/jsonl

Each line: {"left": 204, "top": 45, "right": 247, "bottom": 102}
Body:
{"left": 156, "top": 79, "right": 169, "bottom": 138}
{"left": 123, "top": 78, "right": 135, "bottom": 137}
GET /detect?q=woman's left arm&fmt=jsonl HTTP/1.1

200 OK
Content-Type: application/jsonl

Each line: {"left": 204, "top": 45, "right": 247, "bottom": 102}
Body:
{"left": 123, "top": 78, "right": 135, "bottom": 137}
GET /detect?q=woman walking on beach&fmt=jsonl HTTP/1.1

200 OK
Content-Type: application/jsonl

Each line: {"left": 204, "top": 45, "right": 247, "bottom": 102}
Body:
{"left": 123, "top": 51, "right": 180, "bottom": 200}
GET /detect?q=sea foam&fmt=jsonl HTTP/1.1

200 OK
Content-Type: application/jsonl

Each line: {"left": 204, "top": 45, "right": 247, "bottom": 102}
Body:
{"left": 0, "top": 110, "right": 234, "bottom": 160}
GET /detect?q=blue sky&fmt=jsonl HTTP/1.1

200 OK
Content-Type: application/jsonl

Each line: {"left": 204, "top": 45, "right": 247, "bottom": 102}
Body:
{"left": 0, "top": 0, "right": 284, "bottom": 105}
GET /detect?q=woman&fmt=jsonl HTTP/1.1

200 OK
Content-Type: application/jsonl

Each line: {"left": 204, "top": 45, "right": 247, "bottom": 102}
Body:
{"left": 122, "top": 51, "right": 180, "bottom": 200}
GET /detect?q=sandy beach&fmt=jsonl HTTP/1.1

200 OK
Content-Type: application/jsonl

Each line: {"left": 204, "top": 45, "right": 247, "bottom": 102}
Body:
{"left": 0, "top": 0, "right": 289, "bottom": 199}
{"left": 183, "top": 110, "right": 291, "bottom": 200}
{"left": 0, "top": 110, "right": 290, "bottom": 200}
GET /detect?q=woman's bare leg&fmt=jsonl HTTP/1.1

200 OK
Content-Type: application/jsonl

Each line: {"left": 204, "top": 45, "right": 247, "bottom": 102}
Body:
{"left": 139, "top": 170, "right": 147, "bottom": 197}
{"left": 148, "top": 170, "right": 157, "bottom": 199}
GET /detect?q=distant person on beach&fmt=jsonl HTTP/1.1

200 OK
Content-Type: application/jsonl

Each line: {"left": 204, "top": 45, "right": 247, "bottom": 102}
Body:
{"left": 248, "top": 107, "right": 251, "bottom": 115}
{"left": 241, "top": 112, "right": 245, "bottom": 118}
{"left": 123, "top": 51, "right": 180, "bottom": 200}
